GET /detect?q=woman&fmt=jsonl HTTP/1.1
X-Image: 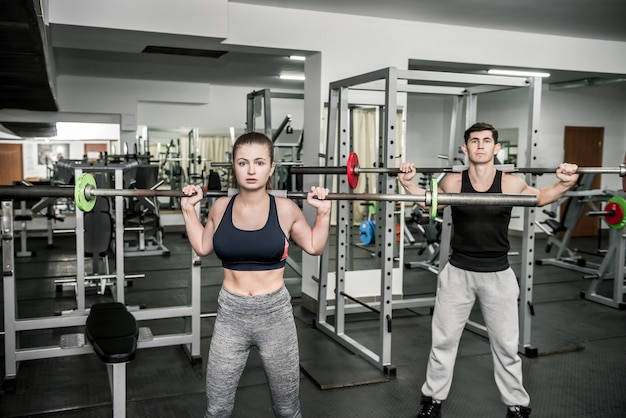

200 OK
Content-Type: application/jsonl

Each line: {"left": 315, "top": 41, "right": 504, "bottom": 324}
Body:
{"left": 181, "top": 132, "right": 331, "bottom": 418}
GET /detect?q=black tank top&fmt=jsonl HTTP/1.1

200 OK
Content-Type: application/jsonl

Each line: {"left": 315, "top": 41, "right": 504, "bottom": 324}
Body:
{"left": 213, "top": 194, "right": 288, "bottom": 271}
{"left": 449, "top": 170, "right": 512, "bottom": 272}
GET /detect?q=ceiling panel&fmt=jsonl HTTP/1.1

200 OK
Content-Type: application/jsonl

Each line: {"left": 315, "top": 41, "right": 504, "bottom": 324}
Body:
{"left": 0, "top": 0, "right": 57, "bottom": 112}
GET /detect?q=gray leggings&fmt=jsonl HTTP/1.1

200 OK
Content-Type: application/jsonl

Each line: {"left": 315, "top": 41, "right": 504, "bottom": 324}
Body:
{"left": 205, "top": 285, "right": 302, "bottom": 418}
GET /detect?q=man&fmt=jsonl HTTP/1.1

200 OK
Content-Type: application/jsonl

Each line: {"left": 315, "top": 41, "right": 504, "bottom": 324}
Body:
{"left": 398, "top": 122, "right": 579, "bottom": 418}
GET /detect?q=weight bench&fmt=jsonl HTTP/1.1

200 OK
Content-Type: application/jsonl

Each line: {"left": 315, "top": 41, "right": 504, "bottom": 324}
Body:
{"left": 86, "top": 302, "right": 138, "bottom": 418}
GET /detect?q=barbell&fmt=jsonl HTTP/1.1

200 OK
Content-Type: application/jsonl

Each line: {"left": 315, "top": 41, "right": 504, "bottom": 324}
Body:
{"left": 1, "top": 173, "right": 624, "bottom": 228}
{"left": 0, "top": 174, "right": 537, "bottom": 213}
{"left": 289, "top": 152, "right": 626, "bottom": 189}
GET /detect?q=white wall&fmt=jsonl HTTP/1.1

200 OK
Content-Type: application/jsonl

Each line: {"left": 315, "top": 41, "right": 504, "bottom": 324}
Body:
{"left": 45, "top": 1, "right": 626, "bottom": 159}
{"left": 57, "top": 77, "right": 305, "bottom": 138}
{"left": 49, "top": 0, "right": 228, "bottom": 39}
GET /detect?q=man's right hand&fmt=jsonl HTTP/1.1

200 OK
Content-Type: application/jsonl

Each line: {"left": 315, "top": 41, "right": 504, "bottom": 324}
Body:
{"left": 398, "top": 162, "right": 417, "bottom": 185}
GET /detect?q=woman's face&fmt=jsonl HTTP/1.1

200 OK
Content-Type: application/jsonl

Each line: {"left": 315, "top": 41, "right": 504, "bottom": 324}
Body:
{"left": 233, "top": 142, "right": 275, "bottom": 189}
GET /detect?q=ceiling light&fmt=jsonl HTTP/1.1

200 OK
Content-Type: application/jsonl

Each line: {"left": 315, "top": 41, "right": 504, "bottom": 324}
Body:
{"left": 488, "top": 69, "right": 550, "bottom": 78}
{"left": 280, "top": 74, "right": 305, "bottom": 81}
{"left": 289, "top": 55, "right": 306, "bottom": 61}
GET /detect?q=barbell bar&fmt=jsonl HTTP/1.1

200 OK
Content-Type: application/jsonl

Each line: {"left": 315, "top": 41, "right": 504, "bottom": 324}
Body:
{"left": 289, "top": 152, "right": 626, "bottom": 189}
{"left": 0, "top": 173, "right": 538, "bottom": 214}
{"left": 1, "top": 174, "right": 624, "bottom": 228}
{"left": 75, "top": 174, "right": 538, "bottom": 213}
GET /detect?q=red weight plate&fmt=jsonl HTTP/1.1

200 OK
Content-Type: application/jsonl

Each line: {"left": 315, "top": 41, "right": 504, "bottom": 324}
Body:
{"left": 604, "top": 202, "right": 622, "bottom": 225}
{"left": 347, "top": 152, "right": 359, "bottom": 189}
{"left": 604, "top": 197, "right": 626, "bottom": 229}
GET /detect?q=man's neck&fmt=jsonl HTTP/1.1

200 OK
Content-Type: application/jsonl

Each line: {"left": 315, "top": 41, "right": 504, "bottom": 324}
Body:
{"left": 468, "top": 163, "right": 497, "bottom": 191}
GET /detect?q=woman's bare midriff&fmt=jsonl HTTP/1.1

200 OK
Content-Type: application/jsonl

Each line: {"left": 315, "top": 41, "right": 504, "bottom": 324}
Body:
{"left": 222, "top": 268, "right": 285, "bottom": 296}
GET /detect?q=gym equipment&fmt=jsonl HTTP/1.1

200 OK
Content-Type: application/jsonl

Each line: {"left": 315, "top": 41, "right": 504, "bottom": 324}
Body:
{"left": 2, "top": 164, "right": 202, "bottom": 393}
{"left": 581, "top": 192, "right": 626, "bottom": 309}
{"left": 405, "top": 205, "right": 442, "bottom": 274}
{"left": 305, "top": 66, "right": 578, "bottom": 380}
{"left": 246, "top": 89, "right": 305, "bottom": 190}
{"left": 536, "top": 180, "right": 626, "bottom": 309}
{"left": 82, "top": 191, "right": 114, "bottom": 295}
{"left": 290, "top": 151, "right": 626, "bottom": 189}
{"left": 86, "top": 302, "right": 138, "bottom": 418}
{"left": 124, "top": 165, "right": 170, "bottom": 257}
{"left": 359, "top": 220, "right": 376, "bottom": 245}
{"left": 305, "top": 67, "right": 541, "bottom": 379}
{"left": 0, "top": 173, "right": 541, "bottom": 217}
{"left": 536, "top": 175, "right": 601, "bottom": 269}
{"left": 600, "top": 196, "right": 626, "bottom": 229}
{"left": 4, "top": 170, "right": 621, "bottom": 220}
{"left": 623, "top": 153, "right": 626, "bottom": 191}
{"left": 536, "top": 176, "right": 624, "bottom": 278}
{"left": 13, "top": 200, "right": 34, "bottom": 257}
{"left": 246, "top": 89, "right": 303, "bottom": 139}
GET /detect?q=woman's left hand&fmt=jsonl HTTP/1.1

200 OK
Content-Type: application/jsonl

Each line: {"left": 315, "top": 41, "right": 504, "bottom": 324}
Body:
{"left": 307, "top": 186, "right": 331, "bottom": 214}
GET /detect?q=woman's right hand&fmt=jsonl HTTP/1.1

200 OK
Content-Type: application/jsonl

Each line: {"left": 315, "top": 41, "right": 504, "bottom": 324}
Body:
{"left": 180, "top": 184, "right": 203, "bottom": 210}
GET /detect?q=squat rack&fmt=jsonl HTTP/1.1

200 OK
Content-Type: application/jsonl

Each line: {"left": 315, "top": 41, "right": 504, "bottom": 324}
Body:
{"left": 310, "top": 67, "right": 544, "bottom": 376}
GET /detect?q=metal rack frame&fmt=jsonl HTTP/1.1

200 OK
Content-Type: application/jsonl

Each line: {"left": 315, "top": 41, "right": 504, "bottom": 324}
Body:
{"left": 315, "top": 67, "right": 543, "bottom": 374}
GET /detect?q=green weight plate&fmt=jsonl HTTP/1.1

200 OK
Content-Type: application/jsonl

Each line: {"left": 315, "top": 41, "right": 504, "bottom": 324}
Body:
{"left": 368, "top": 201, "right": 376, "bottom": 216}
{"left": 75, "top": 173, "right": 97, "bottom": 212}
{"left": 430, "top": 177, "right": 438, "bottom": 219}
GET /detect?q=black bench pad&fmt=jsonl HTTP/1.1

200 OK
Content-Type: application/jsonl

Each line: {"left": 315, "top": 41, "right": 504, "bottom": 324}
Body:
{"left": 544, "top": 218, "right": 566, "bottom": 233}
{"left": 86, "top": 302, "right": 138, "bottom": 364}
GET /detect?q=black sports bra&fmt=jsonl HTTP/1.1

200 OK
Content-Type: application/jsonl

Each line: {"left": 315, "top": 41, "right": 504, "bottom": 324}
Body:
{"left": 213, "top": 194, "right": 288, "bottom": 271}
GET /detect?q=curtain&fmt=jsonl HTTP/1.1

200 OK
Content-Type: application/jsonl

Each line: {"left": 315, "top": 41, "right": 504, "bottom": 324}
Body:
{"left": 321, "top": 106, "right": 404, "bottom": 224}
{"left": 199, "top": 135, "right": 233, "bottom": 189}
{"left": 351, "top": 108, "right": 378, "bottom": 222}
{"left": 350, "top": 107, "right": 404, "bottom": 222}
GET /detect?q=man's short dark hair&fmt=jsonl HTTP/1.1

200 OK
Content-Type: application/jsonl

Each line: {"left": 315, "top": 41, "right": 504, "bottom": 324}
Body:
{"left": 464, "top": 122, "right": 498, "bottom": 144}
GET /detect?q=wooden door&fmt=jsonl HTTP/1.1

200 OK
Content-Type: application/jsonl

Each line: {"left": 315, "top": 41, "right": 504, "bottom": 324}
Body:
{"left": 563, "top": 126, "right": 604, "bottom": 237}
{"left": 0, "top": 143, "right": 23, "bottom": 185}
{"left": 84, "top": 143, "right": 108, "bottom": 163}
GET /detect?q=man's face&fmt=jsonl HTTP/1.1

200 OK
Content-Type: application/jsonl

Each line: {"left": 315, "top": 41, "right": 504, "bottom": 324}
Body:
{"left": 462, "top": 130, "right": 500, "bottom": 164}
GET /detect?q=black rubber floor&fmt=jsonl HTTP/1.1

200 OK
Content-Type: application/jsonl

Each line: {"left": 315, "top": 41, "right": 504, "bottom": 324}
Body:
{"left": 0, "top": 227, "right": 624, "bottom": 417}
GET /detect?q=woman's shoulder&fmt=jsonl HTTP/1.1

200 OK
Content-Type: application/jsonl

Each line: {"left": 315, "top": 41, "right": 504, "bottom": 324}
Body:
{"left": 208, "top": 195, "right": 232, "bottom": 215}
{"left": 274, "top": 194, "right": 300, "bottom": 213}
{"left": 274, "top": 193, "right": 296, "bottom": 205}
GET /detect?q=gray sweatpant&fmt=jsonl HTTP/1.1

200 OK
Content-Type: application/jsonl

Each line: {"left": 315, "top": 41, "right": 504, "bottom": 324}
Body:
{"left": 421, "top": 263, "right": 530, "bottom": 407}
{"left": 205, "top": 285, "right": 302, "bottom": 418}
